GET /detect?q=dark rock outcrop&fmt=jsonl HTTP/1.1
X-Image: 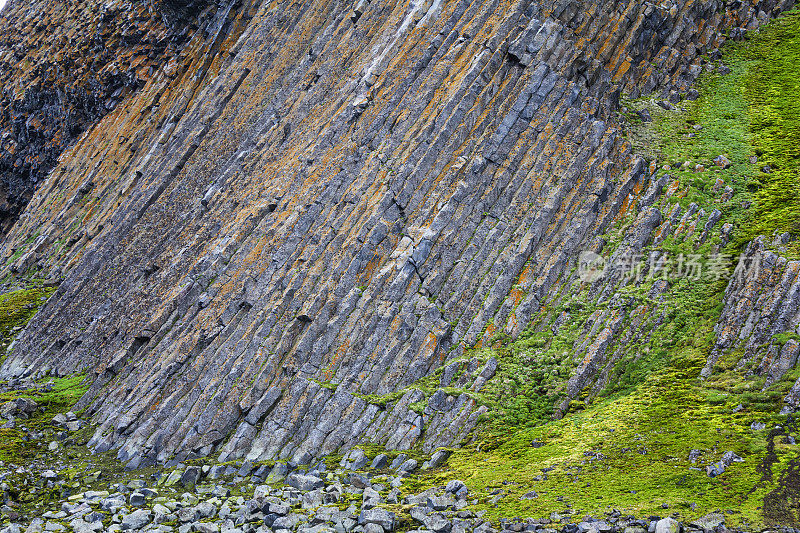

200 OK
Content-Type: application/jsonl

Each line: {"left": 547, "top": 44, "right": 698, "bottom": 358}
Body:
{"left": 0, "top": 0, "right": 223, "bottom": 236}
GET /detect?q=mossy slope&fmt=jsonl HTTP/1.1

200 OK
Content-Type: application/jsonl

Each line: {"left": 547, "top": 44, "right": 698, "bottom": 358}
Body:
{"left": 0, "top": 286, "right": 55, "bottom": 361}
{"left": 421, "top": 9, "right": 800, "bottom": 529}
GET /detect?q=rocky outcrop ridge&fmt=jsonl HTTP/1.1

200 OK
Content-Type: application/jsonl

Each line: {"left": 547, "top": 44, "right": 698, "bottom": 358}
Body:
{"left": 0, "top": 0, "right": 795, "bottom": 469}
{"left": 706, "top": 238, "right": 800, "bottom": 384}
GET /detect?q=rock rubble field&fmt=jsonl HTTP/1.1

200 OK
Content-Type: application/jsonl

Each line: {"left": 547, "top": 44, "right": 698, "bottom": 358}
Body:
{"left": 0, "top": 443, "right": 773, "bottom": 533}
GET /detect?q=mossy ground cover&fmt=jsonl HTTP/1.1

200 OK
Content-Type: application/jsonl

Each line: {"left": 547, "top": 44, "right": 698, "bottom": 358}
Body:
{"left": 0, "top": 372, "right": 166, "bottom": 519}
{"left": 407, "top": 9, "right": 800, "bottom": 529}
{"left": 625, "top": 8, "right": 800, "bottom": 251}
{"left": 0, "top": 285, "right": 56, "bottom": 362}
{"left": 0, "top": 282, "right": 73, "bottom": 462}
{"left": 441, "top": 351, "right": 798, "bottom": 527}
{"left": 0, "top": 374, "right": 90, "bottom": 459}
{"left": 0, "top": 282, "right": 100, "bottom": 516}
{"left": 0, "top": 282, "right": 70, "bottom": 460}
{"left": 741, "top": 10, "right": 800, "bottom": 240}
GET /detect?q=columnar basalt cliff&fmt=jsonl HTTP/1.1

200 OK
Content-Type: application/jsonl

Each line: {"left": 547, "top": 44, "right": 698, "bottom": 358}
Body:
{"left": 0, "top": 0, "right": 797, "bottom": 475}
{"left": 0, "top": 0, "right": 223, "bottom": 236}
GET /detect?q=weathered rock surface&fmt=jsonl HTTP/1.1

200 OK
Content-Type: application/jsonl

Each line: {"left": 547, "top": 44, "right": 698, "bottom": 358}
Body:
{"left": 705, "top": 238, "right": 800, "bottom": 385}
{"left": 0, "top": 0, "right": 795, "bottom": 468}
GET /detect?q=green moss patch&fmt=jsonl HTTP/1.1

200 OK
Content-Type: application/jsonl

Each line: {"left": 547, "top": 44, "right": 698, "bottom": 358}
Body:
{"left": 742, "top": 9, "right": 800, "bottom": 239}
{"left": 443, "top": 347, "right": 799, "bottom": 528}
{"left": 0, "top": 374, "right": 89, "bottom": 463}
{"left": 0, "top": 286, "right": 56, "bottom": 359}
{"left": 624, "top": 8, "right": 800, "bottom": 251}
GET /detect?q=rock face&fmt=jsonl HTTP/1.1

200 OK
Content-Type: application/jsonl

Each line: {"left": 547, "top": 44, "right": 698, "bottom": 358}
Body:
{"left": 0, "top": 0, "right": 795, "bottom": 468}
{"left": 705, "top": 237, "right": 800, "bottom": 384}
{"left": 0, "top": 0, "right": 221, "bottom": 236}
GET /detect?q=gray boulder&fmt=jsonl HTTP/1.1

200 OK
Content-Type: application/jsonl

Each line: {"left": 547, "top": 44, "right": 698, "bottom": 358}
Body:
{"left": 0, "top": 398, "right": 38, "bottom": 419}
{"left": 397, "top": 459, "right": 418, "bottom": 475}
{"left": 273, "top": 513, "right": 305, "bottom": 529}
{"left": 180, "top": 466, "right": 202, "bottom": 487}
{"left": 266, "top": 462, "right": 289, "bottom": 482}
{"left": 654, "top": 518, "right": 679, "bottom": 533}
{"left": 421, "top": 513, "right": 451, "bottom": 533}
{"left": 341, "top": 448, "right": 369, "bottom": 471}
{"left": 445, "top": 480, "right": 466, "bottom": 494}
{"left": 287, "top": 473, "right": 325, "bottom": 491}
{"left": 193, "top": 523, "right": 220, "bottom": 533}
{"left": 389, "top": 454, "right": 408, "bottom": 470}
{"left": 195, "top": 501, "right": 217, "bottom": 519}
{"left": 424, "top": 449, "right": 452, "bottom": 470}
{"left": 359, "top": 508, "right": 396, "bottom": 531}
{"left": 370, "top": 454, "right": 389, "bottom": 470}
{"left": 689, "top": 513, "right": 724, "bottom": 530}
{"left": 121, "top": 509, "right": 152, "bottom": 530}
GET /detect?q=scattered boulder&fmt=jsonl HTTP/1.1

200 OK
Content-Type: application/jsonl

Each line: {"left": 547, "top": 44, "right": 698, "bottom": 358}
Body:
{"left": 195, "top": 501, "right": 217, "bottom": 519}
{"left": 721, "top": 450, "right": 744, "bottom": 465}
{"left": 349, "top": 472, "right": 371, "bottom": 489}
{"left": 397, "top": 459, "right": 418, "bottom": 475}
{"left": 128, "top": 491, "right": 146, "bottom": 506}
{"left": 180, "top": 466, "right": 202, "bottom": 487}
{"left": 359, "top": 508, "right": 396, "bottom": 531}
{"left": 287, "top": 473, "right": 325, "bottom": 491}
{"left": 706, "top": 450, "right": 744, "bottom": 477}
{"left": 252, "top": 464, "right": 271, "bottom": 480}
{"left": 689, "top": 513, "right": 724, "bottom": 530}
{"left": 389, "top": 454, "right": 408, "bottom": 470}
{"left": 653, "top": 517, "right": 679, "bottom": 533}
{"left": 713, "top": 155, "right": 731, "bottom": 169}
{"left": 0, "top": 398, "right": 38, "bottom": 419}
{"left": 266, "top": 461, "right": 289, "bottom": 482}
{"left": 424, "top": 449, "right": 452, "bottom": 469}
{"left": 162, "top": 469, "right": 182, "bottom": 486}
{"left": 445, "top": 479, "right": 466, "bottom": 494}
{"left": 206, "top": 464, "right": 226, "bottom": 480}
{"left": 371, "top": 453, "right": 389, "bottom": 469}
{"left": 121, "top": 509, "right": 151, "bottom": 530}
{"left": 341, "top": 448, "right": 369, "bottom": 471}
